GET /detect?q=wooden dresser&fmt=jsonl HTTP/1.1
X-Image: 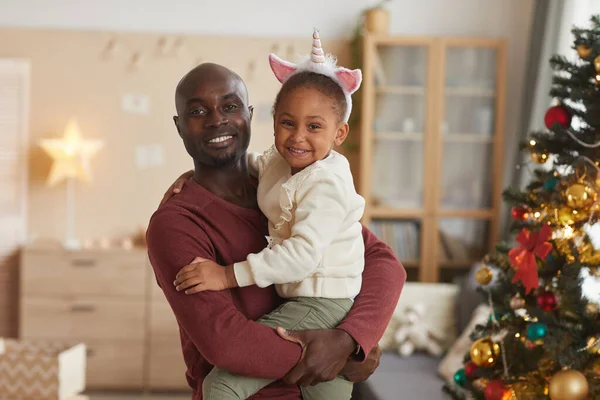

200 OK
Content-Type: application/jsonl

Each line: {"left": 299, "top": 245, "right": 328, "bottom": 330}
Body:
{"left": 20, "top": 246, "right": 190, "bottom": 391}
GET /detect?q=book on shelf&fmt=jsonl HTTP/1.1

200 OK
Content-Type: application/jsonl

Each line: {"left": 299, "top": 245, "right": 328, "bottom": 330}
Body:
{"left": 438, "top": 229, "right": 473, "bottom": 261}
{"left": 370, "top": 220, "right": 420, "bottom": 262}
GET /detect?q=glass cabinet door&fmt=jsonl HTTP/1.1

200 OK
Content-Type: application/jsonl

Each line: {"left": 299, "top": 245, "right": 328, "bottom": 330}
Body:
{"left": 440, "top": 45, "right": 498, "bottom": 210}
{"left": 370, "top": 44, "right": 430, "bottom": 210}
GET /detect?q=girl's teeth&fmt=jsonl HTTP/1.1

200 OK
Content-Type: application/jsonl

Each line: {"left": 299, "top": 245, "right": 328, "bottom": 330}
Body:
{"left": 209, "top": 136, "right": 233, "bottom": 143}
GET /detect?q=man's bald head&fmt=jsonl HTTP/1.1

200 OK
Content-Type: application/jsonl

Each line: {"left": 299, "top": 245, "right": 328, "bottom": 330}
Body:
{"left": 175, "top": 63, "right": 248, "bottom": 113}
{"left": 172, "top": 62, "right": 253, "bottom": 169}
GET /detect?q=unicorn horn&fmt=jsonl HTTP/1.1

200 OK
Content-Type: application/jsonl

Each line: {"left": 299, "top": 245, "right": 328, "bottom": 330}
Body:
{"left": 311, "top": 28, "right": 325, "bottom": 64}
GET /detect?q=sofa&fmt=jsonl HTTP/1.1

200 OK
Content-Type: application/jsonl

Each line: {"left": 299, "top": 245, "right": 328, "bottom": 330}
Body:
{"left": 352, "top": 264, "right": 489, "bottom": 400}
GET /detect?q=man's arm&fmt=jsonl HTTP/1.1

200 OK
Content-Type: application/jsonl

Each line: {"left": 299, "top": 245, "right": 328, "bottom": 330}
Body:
{"left": 147, "top": 207, "right": 301, "bottom": 379}
{"left": 336, "top": 225, "right": 406, "bottom": 360}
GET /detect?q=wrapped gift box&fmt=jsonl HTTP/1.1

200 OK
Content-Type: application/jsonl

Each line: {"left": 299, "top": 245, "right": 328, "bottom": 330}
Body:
{"left": 0, "top": 338, "right": 86, "bottom": 400}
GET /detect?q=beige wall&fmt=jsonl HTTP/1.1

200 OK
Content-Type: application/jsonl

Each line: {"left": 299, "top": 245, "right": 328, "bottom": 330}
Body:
{"left": 0, "top": 28, "right": 349, "bottom": 242}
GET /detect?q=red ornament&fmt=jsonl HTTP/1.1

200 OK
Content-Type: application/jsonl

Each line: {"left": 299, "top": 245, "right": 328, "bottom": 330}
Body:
{"left": 511, "top": 206, "right": 530, "bottom": 221}
{"left": 465, "top": 361, "right": 479, "bottom": 380}
{"left": 537, "top": 290, "right": 558, "bottom": 311}
{"left": 544, "top": 105, "right": 571, "bottom": 129}
{"left": 508, "top": 225, "right": 553, "bottom": 294}
{"left": 485, "top": 379, "right": 508, "bottom": 400}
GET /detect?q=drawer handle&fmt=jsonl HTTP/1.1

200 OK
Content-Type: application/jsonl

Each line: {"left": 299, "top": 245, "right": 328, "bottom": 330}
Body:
{"left": 86, "top": 348, "right": 95, "bottom": 357}
{"left": 71, "top": 259, "right": 97, "bottom": 267}
{"left": 70, "top": 304, "right": 96, "bottom": 312}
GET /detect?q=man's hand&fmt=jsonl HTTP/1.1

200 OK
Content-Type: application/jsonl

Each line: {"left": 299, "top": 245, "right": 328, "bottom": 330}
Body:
{"left": 276, "top": 327, "right": 356, "bottom": 387}
{"left": 174, "top": 257, "right": 237, "bottom": 293}
{"left": 340, "top": 345, "right": 381, "bottom": 383}
{"left": 159, "top": 170, "right": 193, "bottom": 207}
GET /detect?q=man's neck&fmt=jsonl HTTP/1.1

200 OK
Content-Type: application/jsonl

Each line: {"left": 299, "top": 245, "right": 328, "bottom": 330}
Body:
{"left": 192, "top": 156, "right": 258, "bottom": 210}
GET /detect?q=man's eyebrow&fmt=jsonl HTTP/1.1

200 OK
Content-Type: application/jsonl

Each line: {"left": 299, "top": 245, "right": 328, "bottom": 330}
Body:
{"left": 186, "top": 97, "right": 204, "bottom": 106}
{"left": 222, "top": 92, "right": 242, "bottom": 101}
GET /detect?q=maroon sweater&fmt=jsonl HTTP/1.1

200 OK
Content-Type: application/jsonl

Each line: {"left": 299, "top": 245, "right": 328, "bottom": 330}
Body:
{"left": 147, "top": 179, "right": 406, "bottom": 399}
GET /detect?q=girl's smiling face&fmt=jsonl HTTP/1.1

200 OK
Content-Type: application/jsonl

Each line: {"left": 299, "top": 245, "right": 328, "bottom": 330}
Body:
{"left": 273, "top": 86, "right": 349, "bottom": 174}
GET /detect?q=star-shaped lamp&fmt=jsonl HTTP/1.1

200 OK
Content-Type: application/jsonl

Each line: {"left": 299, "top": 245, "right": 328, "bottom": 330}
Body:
{"left": 39, "top": 119, "right": 104, "bottom": 248}
{"left": 39, "top": 119, "right": 104, "bottom": 187}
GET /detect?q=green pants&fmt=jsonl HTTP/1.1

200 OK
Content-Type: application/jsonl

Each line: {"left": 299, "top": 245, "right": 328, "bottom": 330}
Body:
{"left": 202, "top": 297, "right": 354, "bottom": 400}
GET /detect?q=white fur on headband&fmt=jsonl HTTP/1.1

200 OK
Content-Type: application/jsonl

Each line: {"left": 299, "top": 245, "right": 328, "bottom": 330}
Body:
{"left": 268, "top": 29, "right": 362, "bottom": 123}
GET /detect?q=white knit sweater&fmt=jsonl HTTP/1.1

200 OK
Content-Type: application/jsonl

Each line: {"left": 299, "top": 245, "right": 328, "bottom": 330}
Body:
{"left": 233, "top": 146, "right": 365, "bottom": 299}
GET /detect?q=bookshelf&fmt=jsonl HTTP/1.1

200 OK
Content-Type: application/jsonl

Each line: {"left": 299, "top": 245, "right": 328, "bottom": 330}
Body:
{"left": 359, "top": 35, "right": 506, "bottom": 282}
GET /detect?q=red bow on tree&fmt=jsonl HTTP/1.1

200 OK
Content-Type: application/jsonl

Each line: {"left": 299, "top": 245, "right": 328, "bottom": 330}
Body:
{"left": 508, "top": 225, "right": 553, "bottom": 294}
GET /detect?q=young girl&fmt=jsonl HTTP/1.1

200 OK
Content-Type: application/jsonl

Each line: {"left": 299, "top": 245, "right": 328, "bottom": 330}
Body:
{"left": 173, "top": 29, "right": 364, "bottom": 400}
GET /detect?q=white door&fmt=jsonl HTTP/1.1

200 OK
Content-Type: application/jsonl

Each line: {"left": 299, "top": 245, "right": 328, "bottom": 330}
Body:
{"left": 0, "top": 59, "right": 29, "bottom": 337}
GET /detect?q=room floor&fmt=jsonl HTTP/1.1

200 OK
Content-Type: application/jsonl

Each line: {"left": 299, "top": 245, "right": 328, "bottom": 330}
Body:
{"left": 87, "top": 393, "right": 189, "bottom": 400}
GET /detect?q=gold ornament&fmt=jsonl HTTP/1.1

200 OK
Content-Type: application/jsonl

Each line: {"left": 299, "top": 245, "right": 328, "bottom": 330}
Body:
{"left": 530, "top": 151, "right": 549, "bottom": 164}
{"left": 565, "top": 183, "right": 596, "bottom": 209}
{"left": 577, "top": 44, "right": 593, "bottom": 59}
{"left": 590, "top": 267, "right": 600, "bottom": 278}
{"left": 595, "top": 55, "right": 600, "bottom": 73}
{"left": 510, "top": 294, "right": 526, "bottom": 310}
{"left": 548, "top": 369, "right": 589, "bottom": 400}
{"left": 470, "top": 337, "right": 500, "bottom": 367}
{"left": 475, "top": 266, "right": 493, "bottom": 285}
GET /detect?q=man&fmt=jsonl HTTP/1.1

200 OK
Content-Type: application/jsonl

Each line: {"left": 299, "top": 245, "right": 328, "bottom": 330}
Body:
{"left": 147, "top": 62, "right": 406, "bottom": 399}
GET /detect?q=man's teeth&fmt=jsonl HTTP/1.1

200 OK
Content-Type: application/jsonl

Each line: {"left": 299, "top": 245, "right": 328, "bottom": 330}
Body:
{"left": 209, "top": 135, "right": 233, "bottom": 143}
{"left": 290, "top": 148, "right": 308, "bottom": 154}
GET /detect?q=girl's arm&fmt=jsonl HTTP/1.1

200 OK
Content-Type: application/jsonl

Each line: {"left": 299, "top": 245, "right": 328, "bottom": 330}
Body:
{"left": 174, "top": 170, "right": 359, "bottom": 292}
{"left": 234, "top": 170, "right": 357, "bottom": 288}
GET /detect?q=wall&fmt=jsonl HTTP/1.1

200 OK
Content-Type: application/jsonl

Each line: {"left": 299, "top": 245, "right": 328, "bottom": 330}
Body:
{"left": 0, "top": 28, "right": 348, "bottom": 242}
{"left": 0, "top": 0, "right": 534, "bottom": 39}
{"left": 0, "top": 0, "right": 535, "bottom": 242}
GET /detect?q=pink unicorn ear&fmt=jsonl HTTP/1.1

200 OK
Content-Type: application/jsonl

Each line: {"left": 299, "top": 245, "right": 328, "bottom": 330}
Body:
{"left": 335, "top": 68, "right": 362, "bottom": 94}
{"left": 268, "top": 54, "right": 297, "bottom": 83}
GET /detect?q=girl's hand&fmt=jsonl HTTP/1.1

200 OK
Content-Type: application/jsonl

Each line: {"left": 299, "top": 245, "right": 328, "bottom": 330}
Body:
{"left": 174, "top": 257, "right": 237, "bottom": 294}
{"left": 159, "top": 170, "right": 193, "bottom": 207}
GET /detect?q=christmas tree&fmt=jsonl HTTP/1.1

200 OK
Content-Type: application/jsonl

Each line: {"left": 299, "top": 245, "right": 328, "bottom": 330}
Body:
{"left": 444, "top": 15, "right": 600, "bottom": 400}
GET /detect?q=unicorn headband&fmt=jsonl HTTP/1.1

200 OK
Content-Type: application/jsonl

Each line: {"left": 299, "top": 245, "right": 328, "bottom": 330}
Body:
{"left": 268, "top": 29, "right": 362, "bottom": 123}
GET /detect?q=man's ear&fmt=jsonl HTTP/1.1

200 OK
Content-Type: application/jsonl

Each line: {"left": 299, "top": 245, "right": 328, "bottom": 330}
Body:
{"left": 248, "top": 105, "right": 254, "bottom": 121}
{"left": 334, "top": 122, "right": 350, "bottom": 146}
{"left": 173, "top": 116, "right": 182, "bottom": 137}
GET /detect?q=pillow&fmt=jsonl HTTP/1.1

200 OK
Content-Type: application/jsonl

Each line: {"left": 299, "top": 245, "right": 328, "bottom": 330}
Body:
{"left": 438, "top": 303, "right": 491, "bottom": 382}
{"left": 379, "top": 282, "right": 460, "bottom": 352}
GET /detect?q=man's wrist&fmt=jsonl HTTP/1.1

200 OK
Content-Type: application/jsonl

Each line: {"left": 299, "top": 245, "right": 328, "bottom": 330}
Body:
{"left": 334, "top": 328, "right": 360, "bottom": 357}
{"left": 224, "top": 265, "right": 239, "bottom": 288}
